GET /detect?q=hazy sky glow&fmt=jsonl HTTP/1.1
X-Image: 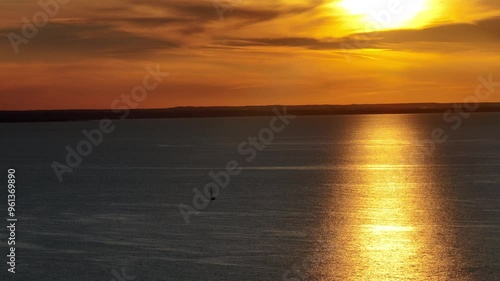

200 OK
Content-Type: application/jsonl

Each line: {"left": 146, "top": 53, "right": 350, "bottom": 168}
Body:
{"left": 1, "top": 0, "right": 500, "bottom": 110}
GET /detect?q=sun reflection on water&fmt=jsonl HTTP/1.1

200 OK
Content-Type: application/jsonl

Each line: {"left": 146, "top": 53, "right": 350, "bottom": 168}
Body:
{"left": 319, "top": 115, "right": 465, "bottom": 280}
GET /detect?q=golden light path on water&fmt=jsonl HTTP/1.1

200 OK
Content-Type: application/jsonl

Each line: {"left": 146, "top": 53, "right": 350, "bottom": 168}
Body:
{"left": 352, "top": 117, "right": 423, "bottom": 279}
{"left": 319, "top": 115, "right": 467, "bottom": 280}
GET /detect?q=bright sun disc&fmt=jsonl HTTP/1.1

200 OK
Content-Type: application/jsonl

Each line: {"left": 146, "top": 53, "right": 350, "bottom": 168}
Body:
{"left": 339, "top": 0, "right": 429, "bottom": 29}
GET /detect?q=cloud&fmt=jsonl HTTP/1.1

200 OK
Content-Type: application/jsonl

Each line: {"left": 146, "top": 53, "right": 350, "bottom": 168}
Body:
{"left": 219, "top": 37, "right": 354, "bottom": 50}
{"left": 217, "top": 16, "right": 500, "bottom": 53}
{"left": 129, "top": 0, "right": 327, "bottom": 25}
{"left": 0, "top": 21, "right": 178, "bottom": 61}
{"left": 98, "top": 17, "right": 191, "bottom": 27}
{"left": 372, "top": 16, "right": 500, "bottom": 44}
{"left": 0, "top": 0, "right": 337, "bottom": 62}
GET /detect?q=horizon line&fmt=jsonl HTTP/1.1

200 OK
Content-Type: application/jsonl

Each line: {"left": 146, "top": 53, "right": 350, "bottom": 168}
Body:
{"left": 3, "top": 102, "right": 500, "bottom": 112}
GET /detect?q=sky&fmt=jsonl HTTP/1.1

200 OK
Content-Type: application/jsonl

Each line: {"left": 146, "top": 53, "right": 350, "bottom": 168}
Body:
{"left": 1, "top": 0, "right": 500, "bottom": 110}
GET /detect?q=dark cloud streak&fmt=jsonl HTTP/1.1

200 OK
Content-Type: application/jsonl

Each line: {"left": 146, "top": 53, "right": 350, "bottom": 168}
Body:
{"left": 0, "top": 22, "right": 178, "bottom": 61}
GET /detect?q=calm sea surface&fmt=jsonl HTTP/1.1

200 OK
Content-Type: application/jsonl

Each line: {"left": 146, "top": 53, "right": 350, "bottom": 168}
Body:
{"left": 0, "top": 113, "right": 499, "bottom": 280}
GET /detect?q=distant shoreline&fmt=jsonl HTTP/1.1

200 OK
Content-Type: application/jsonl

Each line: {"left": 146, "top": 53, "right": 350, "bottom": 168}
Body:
{"left": 2, "top": 103, "right": 500, "bottom": 123}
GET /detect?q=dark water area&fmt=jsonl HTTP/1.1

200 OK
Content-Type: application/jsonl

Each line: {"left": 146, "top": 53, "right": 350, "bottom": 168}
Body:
{"left": 0, "top": 113, "right": 499, "bottom": 280}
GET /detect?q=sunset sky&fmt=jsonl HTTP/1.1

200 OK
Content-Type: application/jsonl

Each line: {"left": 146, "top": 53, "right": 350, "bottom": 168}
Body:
{"left": 1, "top": 0, "right": 500, "bottom": 110}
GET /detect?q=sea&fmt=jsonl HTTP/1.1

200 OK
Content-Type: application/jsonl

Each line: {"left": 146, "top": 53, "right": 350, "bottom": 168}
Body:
{"left": 0, "top": 113, "right": 499, "bottom": 280}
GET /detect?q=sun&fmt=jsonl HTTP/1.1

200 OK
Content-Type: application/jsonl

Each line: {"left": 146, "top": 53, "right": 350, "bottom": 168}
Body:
{"left": 338, "top": 0, "right": 429, "bottom": 30}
